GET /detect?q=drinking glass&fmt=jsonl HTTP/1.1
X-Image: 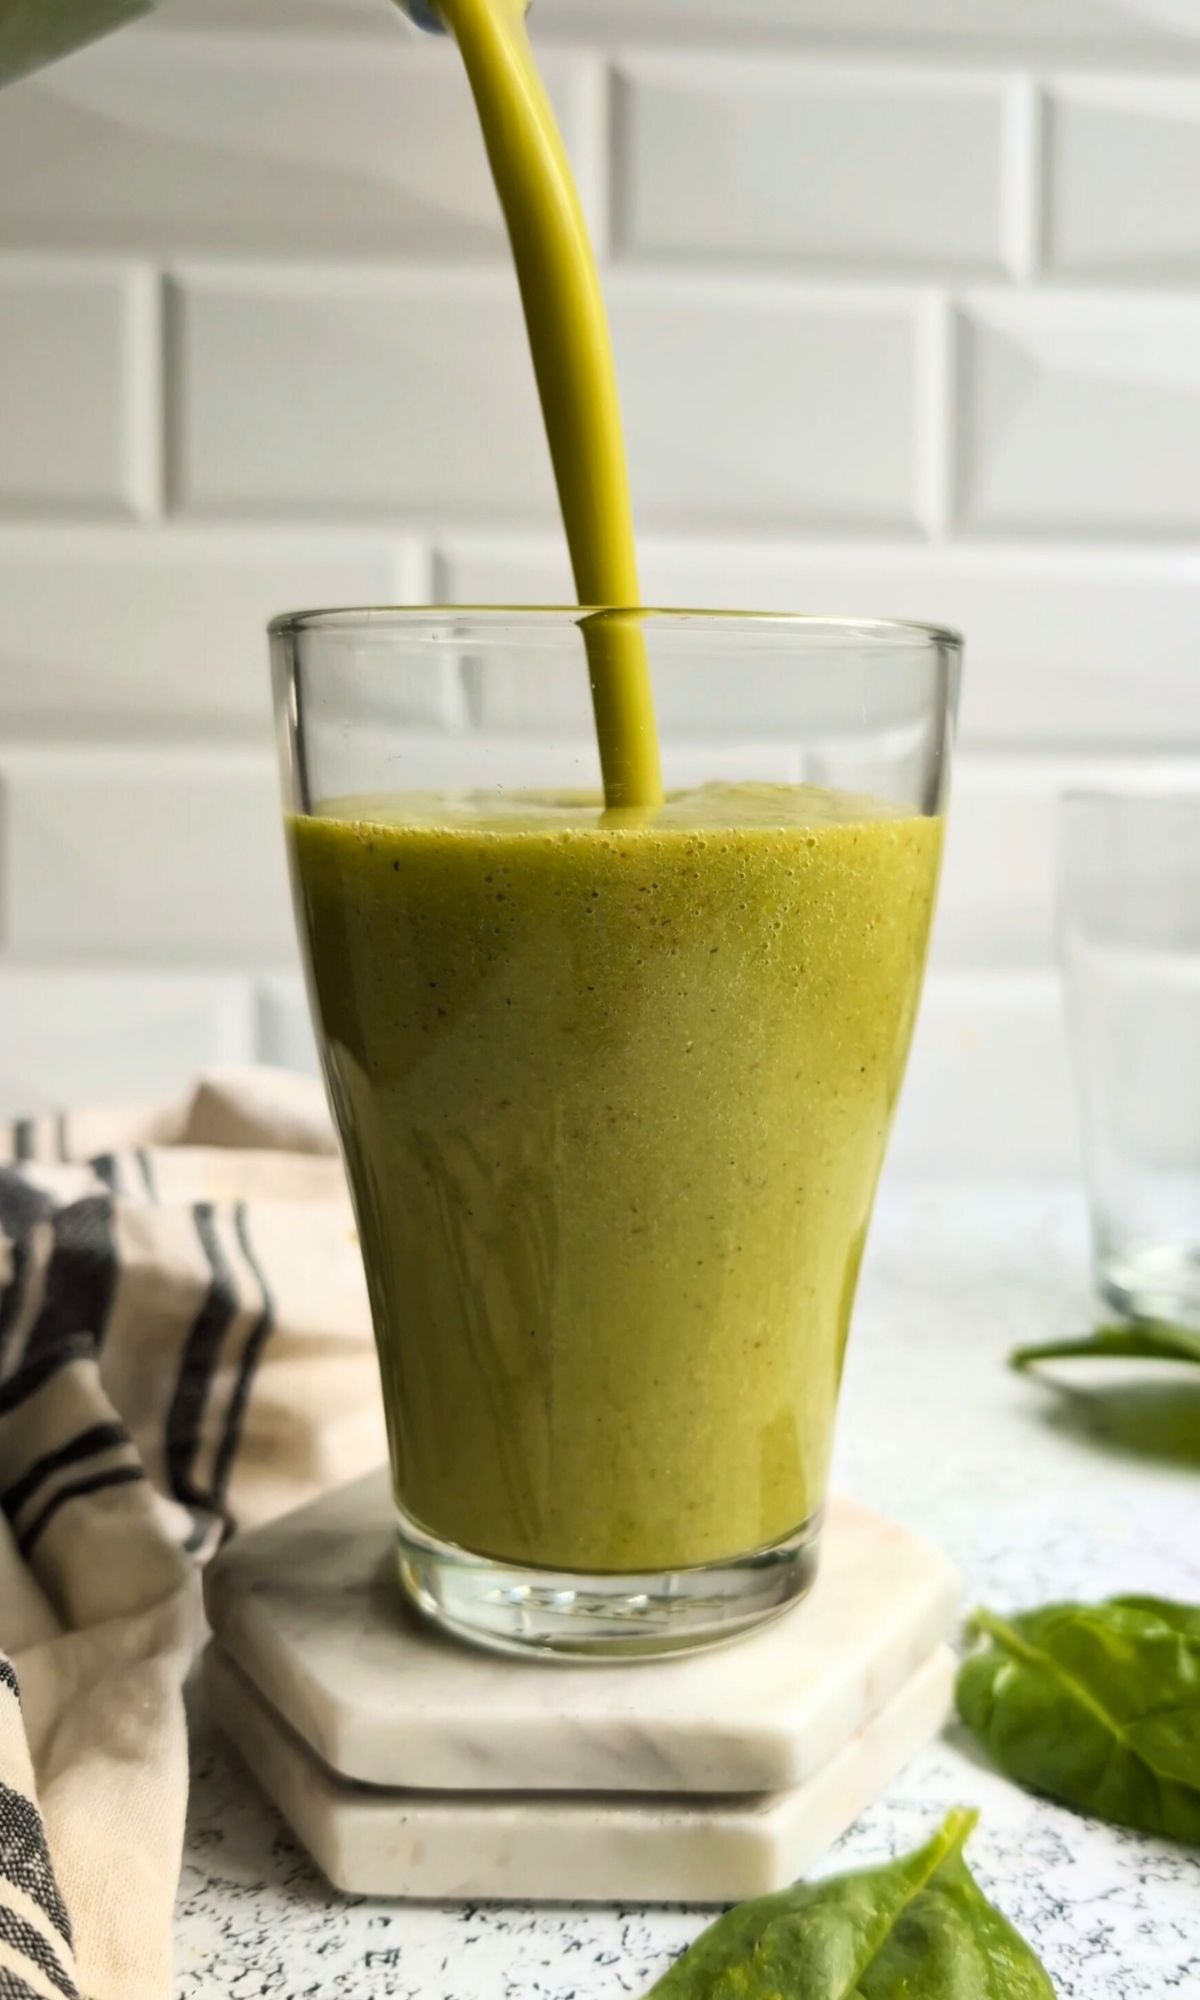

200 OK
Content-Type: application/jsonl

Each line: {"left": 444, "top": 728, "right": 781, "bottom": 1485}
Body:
{"left": 1059, "top": 791, "right": 1200, "bottom": 1327}
{"left": 272, "top": 609, "right": 959, "bottom": 1658}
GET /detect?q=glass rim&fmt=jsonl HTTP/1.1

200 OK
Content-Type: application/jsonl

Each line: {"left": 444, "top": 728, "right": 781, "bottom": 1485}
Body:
{"left": 268, "top": 603, "right": 962, "bottom": 650}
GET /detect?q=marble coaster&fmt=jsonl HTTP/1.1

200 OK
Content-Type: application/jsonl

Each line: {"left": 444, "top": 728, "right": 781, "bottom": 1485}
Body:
{"left": 205, "top": 1642, "right": 956, "bottom": 1903}
{"left": 205, "top": 1469, "right": 960, "bottom": 1795}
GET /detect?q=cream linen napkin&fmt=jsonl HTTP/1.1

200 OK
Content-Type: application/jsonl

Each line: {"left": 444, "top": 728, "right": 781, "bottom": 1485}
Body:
{"left": 0, "top": 1067, "right": 384, "bottom": 2000}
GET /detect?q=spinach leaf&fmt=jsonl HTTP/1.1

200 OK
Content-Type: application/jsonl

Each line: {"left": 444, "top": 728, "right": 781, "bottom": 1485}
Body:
{"left": 645, "top": 1808, "right": 1054, "bottom": 1997}
{"left": 957, "top": 1599, "right": 1200, "bottom": 1842}
{"left": 1011, "top": 1322, "right": 1200, "bottom": 1370}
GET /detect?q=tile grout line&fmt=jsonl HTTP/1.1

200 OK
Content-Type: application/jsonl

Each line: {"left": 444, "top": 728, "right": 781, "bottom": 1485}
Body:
{"left": 406, "top": 539, "right": 474, "bottom": 727}
{"left": 584, "top": 46, "right": 617, "bottom": 265}
{"left": 159, "top": 270, "right": 184, "bottom": 519}
{"left": 128, "top": 263, "right": 166, "bottom": 523}
{"left": 601, "top": 52, "right": 626, "bottom": 266}
{"left": 1004, "top": 73, "right": 1045, "bottom": 286}
{"left": 916, "top": 290, "right": 955, "bottom": 545}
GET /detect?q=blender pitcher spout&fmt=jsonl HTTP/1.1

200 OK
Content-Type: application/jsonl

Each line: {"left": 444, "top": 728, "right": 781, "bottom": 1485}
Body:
{"left": 397, "top": 0, "right": 531, "bottom": 28}
{"left": 399, "top": 0, "right": 445, "bottom": 26}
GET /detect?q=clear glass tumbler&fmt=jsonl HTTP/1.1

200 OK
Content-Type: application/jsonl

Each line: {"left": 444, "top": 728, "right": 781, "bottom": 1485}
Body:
{"left": 1059, "top": 790, "right": 1200, "bottom": 1328}
{"left": 272, "top": 609, "right": 959, "bottom": 1658}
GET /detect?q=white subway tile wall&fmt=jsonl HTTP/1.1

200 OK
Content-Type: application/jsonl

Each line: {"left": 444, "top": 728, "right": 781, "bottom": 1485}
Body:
{"left": 490, "top": 1, "right": 1200, "bottom": 59}
{"left": 0, "top": 530, "right": 419, "bottom": 733}
{"left": 955, "top": 293, "right": 1200, "bottom": 536}
{"left": 0, "top": 969, "right": 257, "bottom": 1115}
{"left": 613, "top": 59, "right": 1012, "bottom": 275}
{"left": 167, "top": 267, "right": 557, "bottom": 519}
{"left": 437, "top": 537, "right": 1200, "bottom": 747}
{"left": 1044, "top": 81, "right": 1200, "bottom": 282}
{"left": 0, "top": 34, "right": 601, "bottom": 258}
{"left": 1, "top": 1, "right": 1198, "bottom": 1173}
{"left": 150, "top": 0, "right": 1200, "bottom": 56}
{"left": 0, "top": 746, "right": 292, "bottom": 961}
{"left": 0, "top": 262, "right": 157, "bottom": 517}
{"left": 615, "top": 283, "right": 924, "bottom": 533}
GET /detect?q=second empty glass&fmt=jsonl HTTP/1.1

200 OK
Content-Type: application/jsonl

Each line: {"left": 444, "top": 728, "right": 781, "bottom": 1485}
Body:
{"left": 1059, "top": 790, "right": 1200, "bottom": 1326}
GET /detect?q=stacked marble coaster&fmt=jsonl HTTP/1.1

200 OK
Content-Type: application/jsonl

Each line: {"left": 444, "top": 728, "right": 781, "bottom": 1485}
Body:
{"left": 203, "top": 1470, "right": 959, "bottom": 1902}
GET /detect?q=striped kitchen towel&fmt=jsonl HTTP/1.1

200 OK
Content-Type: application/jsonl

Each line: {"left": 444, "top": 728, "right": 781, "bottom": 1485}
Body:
{"left": 0, "top": 1067, "right": 384, "bottom": 2000}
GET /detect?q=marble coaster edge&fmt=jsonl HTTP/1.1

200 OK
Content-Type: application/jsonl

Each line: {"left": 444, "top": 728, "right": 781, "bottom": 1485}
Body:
{"left": 205, "top": 1641, "right": 956, "bottom": 1903}
{"left": 212, "top": 1568, "right": 958, "bottom": 1800}
{"left": 205, "top": 1472, "right": 962, "bottom": 1796}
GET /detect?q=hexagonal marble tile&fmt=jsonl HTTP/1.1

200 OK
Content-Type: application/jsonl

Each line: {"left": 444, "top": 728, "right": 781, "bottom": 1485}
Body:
{"left": 204, "top": 1640, "right": 955, "bottom": 1901}
{"left": 204, "top": 1469, "right": 960, "bottom": 1796}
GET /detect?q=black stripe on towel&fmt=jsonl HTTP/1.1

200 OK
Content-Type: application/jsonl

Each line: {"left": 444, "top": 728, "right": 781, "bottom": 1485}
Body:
{"left": 10, "top": 1121, "right": 34, "bottom": 1165}
{"left": 54, "top": 1112, "right": 68, "bottom": 1165}
{"left": 0, "top": 1175, "right": 54, "bottom": 1361}
{"left": 163, "top": 1203, "right": 240, "bottom": 1515}
{"left": 0, "top": 1905, "right": 76, "bottom": 1999}
{"left": 210, "top": 1202, "right": 276, "bottom": 1517}
{"left": 0, "top": 1659, "right": 18, "bottom": 1701}
{"left": 89, "top": 1154, "right": 118, "bottom": 1194}
{"left": 0, "top": 1969, "right": 55, "bottom": 2000}
{"left": 21, "top": 1196, "right": 118, "bottom": 1370}
{"left": 16, "top": 1465, "right": 146, "bottom": 1563}
{"left": 0, "top": 1338, "right": 93, "bottom": 1419}
{"left": 0, "top": 1779, "right": 73, "bottom": 1951}
{"left": 1, "top": 1422, "right": 129, "bottom": 1523}
{"left": 136, "top": 1148, "right": 158, "bottom": 1202}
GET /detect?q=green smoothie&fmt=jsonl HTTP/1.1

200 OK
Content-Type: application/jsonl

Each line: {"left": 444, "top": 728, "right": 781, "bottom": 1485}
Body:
{"left": 289, "top": 780, "right": 941, "bottom": 1573}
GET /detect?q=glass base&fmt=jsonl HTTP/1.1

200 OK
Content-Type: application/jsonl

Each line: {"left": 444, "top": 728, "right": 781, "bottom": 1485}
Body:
{"left": 1099, "top": 1243, "right": 1200, "bottom": 1328}
{"left": 395, "top": 1506, "right": 822, "bottom": 1662}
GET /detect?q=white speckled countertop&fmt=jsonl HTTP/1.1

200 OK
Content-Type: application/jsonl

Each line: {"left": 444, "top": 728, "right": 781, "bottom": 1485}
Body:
{"left": 175, "top": 1182, "right": 1200, "bottom": 1998}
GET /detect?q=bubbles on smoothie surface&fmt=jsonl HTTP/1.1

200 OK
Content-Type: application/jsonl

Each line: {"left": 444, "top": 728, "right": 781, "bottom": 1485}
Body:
{"left": 312, "top": 781, "right": 919, "bottom": 836}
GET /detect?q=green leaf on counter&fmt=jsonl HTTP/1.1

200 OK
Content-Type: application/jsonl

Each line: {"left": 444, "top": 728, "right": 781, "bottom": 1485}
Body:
{"left": 957, "top": 1599, "right": 1200, "bottom": 1843}
{"left": 1011, "top": 1322, "right": 1200, "bottom": 1370}
{"left": 644, "top": 1808, "right": 1054, "bottom": 1997}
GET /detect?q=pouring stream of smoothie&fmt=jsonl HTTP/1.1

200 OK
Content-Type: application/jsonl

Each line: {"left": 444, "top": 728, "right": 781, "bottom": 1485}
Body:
{"left": 282, "top": 1, "right": 948, "bottom": 1579}
{"left": 431, "top": 0, "right": 663, "bottom": 810}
